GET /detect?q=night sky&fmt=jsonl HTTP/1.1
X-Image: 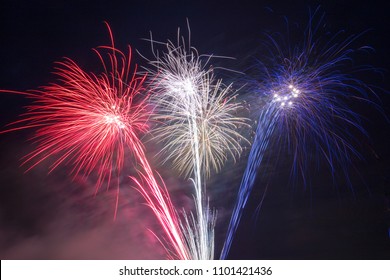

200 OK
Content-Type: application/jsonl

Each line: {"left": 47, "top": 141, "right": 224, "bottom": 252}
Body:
{"left": 0, "top": 0, "right": 389, "bottom": 259}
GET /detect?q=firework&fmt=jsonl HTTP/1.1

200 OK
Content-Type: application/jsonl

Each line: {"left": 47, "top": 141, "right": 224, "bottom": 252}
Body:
{"left": 221, "top": 10, "right": 377, "bottom": 259}
{"left": 148, "top": 42, "right": 246, "bottom": 178}
{"left": 1, "top": 26, "right": 147, "bottom": 193}
{"left": 1, "top": 23, "right": 190, "bottom": 259}
{"left": 147, "top": 29, "right": 248, "bottom": 259}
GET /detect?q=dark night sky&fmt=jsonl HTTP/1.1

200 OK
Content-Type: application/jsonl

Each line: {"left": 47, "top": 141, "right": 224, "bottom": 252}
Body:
{"left": 0, "top": 0, "right": 389, "bottom": 259}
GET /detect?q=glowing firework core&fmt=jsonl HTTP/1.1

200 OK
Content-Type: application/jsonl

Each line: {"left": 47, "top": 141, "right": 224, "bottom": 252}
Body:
{"left": 272, "top": 84, "right": 300, "bottom": 107}
{"left": 103, "top": 112, "right": 125, "bottom": 129}
{"left": 178, "top": 79, "right": 196, "bottom": 96}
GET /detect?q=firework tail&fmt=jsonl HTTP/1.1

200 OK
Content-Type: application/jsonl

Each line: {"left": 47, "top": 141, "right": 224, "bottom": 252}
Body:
{"left": 221, "top": 104, "right": 278, "bottom": 259}
{"left": 220, "top": 8, "right": 381, "bottom": 258}
{"left": 0, "top": 23, "right": 191, "bottom": 259}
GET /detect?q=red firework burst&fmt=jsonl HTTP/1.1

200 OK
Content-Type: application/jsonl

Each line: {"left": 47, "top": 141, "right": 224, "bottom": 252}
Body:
{"left": 2, "top": 24, "right": 149, "bottom": 191}
{"left": 1, "top": 23, "right": 191, "bottom": 259}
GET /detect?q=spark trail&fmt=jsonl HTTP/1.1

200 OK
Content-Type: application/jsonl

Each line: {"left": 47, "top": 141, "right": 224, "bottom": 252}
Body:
{"left": 0, "top": 23, "right": 190, "bottom": 260}
{"left": 148, "top": 30, "right": 247, "bottom": 259}
{"left": 221, "top": 11, "right": 377, "bottom": 259}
